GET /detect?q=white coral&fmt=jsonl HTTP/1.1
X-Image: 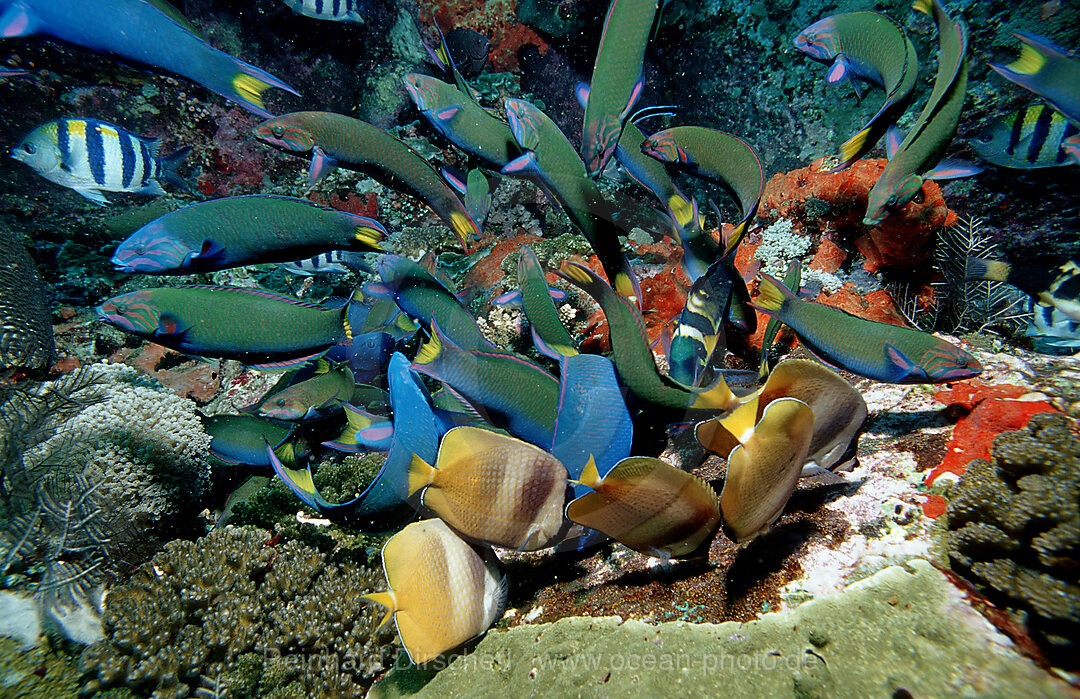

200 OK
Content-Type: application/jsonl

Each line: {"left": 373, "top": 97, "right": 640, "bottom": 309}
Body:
{"left": 755, "top": 218, "right": 812, "bottom": 277}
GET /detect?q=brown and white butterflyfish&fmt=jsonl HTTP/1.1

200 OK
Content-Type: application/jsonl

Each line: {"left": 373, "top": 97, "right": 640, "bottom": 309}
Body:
{"left": 362, "top": 518, "right": 507, "bottom": 664}
{"left": 408, "top": 426, "right": 571, "bottom": 551}
{"left": 565, "top": 456, "right": 721, "bottom": 559}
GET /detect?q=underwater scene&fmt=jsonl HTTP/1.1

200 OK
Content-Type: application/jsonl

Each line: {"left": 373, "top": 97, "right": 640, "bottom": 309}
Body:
{"left": 0, "top": 0, "right": 1078, "bottom": 696}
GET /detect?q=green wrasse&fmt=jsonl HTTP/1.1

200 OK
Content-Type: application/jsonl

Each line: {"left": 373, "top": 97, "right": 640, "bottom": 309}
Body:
{"left": 794, "top": 11, "right": 918, "bottom": 170}
{"left": 989, "top": 32, "right": 1080, "bottom": 128}
{"left": 254, "top": 111, "right": 480, "bottom": 247}
{"left": 257, "top": 359, "right": 355, "bottom": 420}
{"left": 641, "top": 125, "right": 765, "bottom": 254}
{"left": 579, "top": 0, "right": 662, "bottom": 177}
{"left": 753, "top": 273, "right": 981, "bottom": 383}
{"left": 863, "top": 0, "right": 968, "bottom": 225}
{"left": 501, "top": 98, "right": 641, "bottom": 306}
{"left": 555, "top": 260, "right": 737, "bottom": 414}
{"left": 96, "top": 286, "right": 352, "bottom": 369}
{"left": 514, "top": 245, "right": 578, "bottom": 359}
{"left": 411, "top": 323, "right": 560, "bottom": 449}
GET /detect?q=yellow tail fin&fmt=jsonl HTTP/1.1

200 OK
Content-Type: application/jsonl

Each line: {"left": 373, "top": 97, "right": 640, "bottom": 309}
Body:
{"left": 911, "top": 0, "right": 933, "bottom": 15}
{"left": 232, "top": 74, "right": 271, "bottom": 111}
{"left": 570, "top": 455, "right": 603, "bottom": 491}
{"left": 355, "top": 225, "right": 384, "bottom": 250}
{"left": 1009, "top": 43, "right": 1048, "bottom": 76}
{"left": 407, "top": 453, "right": 436, "bottom": 497}
{"left": 754, "top": 275, "right": 788, "bottom": 312}
{"left": 414, "top": 331, "right": 442, "bottom": 366}
{"left": 668, "top": 195, "right": 694, "bottom": 229}
{"left": 361, "top": 592, "right": 397, "bottom": 628}
{"left": 840, "top": 126, "right": 871, "bottom": 164}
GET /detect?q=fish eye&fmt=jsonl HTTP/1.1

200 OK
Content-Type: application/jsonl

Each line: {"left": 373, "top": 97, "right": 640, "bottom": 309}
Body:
{"left": 134, "top": 244, "right": 145, "bottom": 254}
{"left": 276, "top": 398, "right": 285, "bottom": 406}
{"left": 272, "top": 126, "right": 285, "bottom": 137}
{"left": 22, "top": 143, "right": 35, "bottom": 154}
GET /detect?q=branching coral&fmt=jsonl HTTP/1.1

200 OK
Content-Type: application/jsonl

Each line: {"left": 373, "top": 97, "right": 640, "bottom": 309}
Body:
{"left": 946, "top": 412, "right": 1080, "bottom": 667}
{"left": 79, "top": 526, "right": 396, "bottom": 698}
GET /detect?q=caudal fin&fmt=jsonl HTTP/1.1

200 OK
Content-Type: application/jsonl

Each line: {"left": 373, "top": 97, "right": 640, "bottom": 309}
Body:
{"left": 156, "top": 146, "right": 192, "bottom": 192}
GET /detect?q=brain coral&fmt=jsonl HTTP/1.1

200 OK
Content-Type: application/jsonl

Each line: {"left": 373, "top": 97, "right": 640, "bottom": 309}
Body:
{"left": 946, "top": 412, "right": 1080, "bottom": 667}
{"left": 79, "top": 526, "right": 396, "bottom": 698}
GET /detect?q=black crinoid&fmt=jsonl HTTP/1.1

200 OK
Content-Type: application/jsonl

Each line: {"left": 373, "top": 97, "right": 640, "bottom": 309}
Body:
{"left": 929, "top": 215, "right": 1032, "bottom": 336}
{"left": 0, "top": 366, "right": 211, "bottom": 635}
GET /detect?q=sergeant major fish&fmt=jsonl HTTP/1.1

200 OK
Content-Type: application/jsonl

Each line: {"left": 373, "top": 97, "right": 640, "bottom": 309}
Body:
{"left": 280, "top": 0, "right": 367, "bottom": 23}
{"left": 11, "top": 117, "right": 188, "bottom": 205}
{"left": 972, "top": 104, "right": 1079, "bottom": 169}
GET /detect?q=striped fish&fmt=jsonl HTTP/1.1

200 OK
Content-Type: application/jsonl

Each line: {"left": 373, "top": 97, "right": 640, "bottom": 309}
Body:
{"left": 972, "top": 104, "right": 1080, "bottom": 169}
{"left": 11, "top": 118, "right": 188, "bottom": 205}
{"left": 280, "top": 0, "right": 366, "bottom": 23}
{"left": 1027, "top": 304, "right": 1080, "bottom": 349}
{"left": 276, "top": 250, "right": 371, "bottom": 276}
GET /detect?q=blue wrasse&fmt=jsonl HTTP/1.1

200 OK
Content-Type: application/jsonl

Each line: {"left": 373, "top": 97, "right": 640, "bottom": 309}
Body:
{"left": 972, "top": 104, "right": 1079, "bottom": 169}
{"left": 96, "top": 286, "right": 353, "bottom": 369}
{"left": 794, "top": 11, "right": 918, "bottom": 171}
{"left": 753, "top": 273, "right": 981, "bottom": 383}
{"left": 254, "top": 111, "right": 480, "bottom": 248}
{"left": 501, "top": 98, "right": 641, "bottom": 306}
{"left": 989, "top": 32, "right": 1080, "bottom": 127}
{"left": 641, "top": 125, "right": 765, "bottom": 254}
{"left": 411, "top": 322, "right": 560, "bottom": 450}
{"left": 270, "top": 352, "right": 440, "bottom": 531}
{"left": 579, "top": 0, "right": 662, "bottom": 177}
{"left": 0, "top": 0, "right": 296, "bottom": 117}
{"left": 403, "top": 73, "right": 519, "bottom": 170}
{"left": 11, "top": 118, "right": 188, "bottom": 205}
{"left": 111, "top": 195, "right": 384, "bottom": 274}
{"left": 555, "top": 260, "right": 738, "bottom": 414}
{"left": 367, "top": 254, "right": 494, "bottom": 352}
{"left": 864, "top": 0, "right": 970, "bottom": 225}
{"left": 551, "top": 353, "right": 632, "bottom": 498}
{"left": 323, "top": 402, "right": 394, "bottom": 452}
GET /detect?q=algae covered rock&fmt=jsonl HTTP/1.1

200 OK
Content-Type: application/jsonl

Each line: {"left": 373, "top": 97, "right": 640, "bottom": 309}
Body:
{"left": 947, "top": 412, "right": 1080, "bottom": 667}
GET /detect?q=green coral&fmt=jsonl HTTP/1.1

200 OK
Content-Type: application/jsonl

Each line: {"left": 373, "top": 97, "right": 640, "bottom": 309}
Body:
{"left": 946, "top": 412, "right": 1080, "bottom": 667}
{"left": 80, "top": 526, "right": 396, "bottom": 698}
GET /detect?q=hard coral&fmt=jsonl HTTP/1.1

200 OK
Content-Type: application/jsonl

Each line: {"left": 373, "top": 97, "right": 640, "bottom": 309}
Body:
{"left": 946, "top": 412, "right": 1080, "bottom": 668}
{"left": 80, "top": 526, "right": 396, "bottom": 698}
{"left": 761, "top": 158, "right": 956, "bottom": 273}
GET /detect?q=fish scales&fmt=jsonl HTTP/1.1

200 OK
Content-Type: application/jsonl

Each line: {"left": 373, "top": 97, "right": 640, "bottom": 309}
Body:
{"left": 973, "top": 104, "right": 1079, "bottom": 168}
{"left": 517, "top": 246, "right": 578, "bottom": 359}
{"left": 0, "top": 230, "right": 54, "bottom": 371}
{"left": 112, "top": 195, "right": 384, "bottom": 274}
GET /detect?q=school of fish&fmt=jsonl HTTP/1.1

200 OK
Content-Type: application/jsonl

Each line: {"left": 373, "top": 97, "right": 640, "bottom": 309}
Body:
{"left": 3, "top": 0, "right": 1077, "bottom": 667}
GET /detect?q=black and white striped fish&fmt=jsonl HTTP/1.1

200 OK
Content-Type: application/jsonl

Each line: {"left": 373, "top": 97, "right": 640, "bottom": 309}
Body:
{"left": 1027, "top": 304, "right": 1080, "bottom": 349}
{"left": 10, "top": 118, "right": 189, "bottom": 205}
{"left": 972, "top": 104, "right": 1079, "bottom": 169}
{"left": 275, "top": 250, "right": 372, "bottom": 276}
{"left": 280, "top": 0, "right": 367, "bottom": 23}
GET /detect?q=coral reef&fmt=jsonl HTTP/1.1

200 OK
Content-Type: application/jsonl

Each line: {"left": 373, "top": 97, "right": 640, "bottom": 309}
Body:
{"left": 946, "top": 412, "right": 1080, "bottom": 667}
{"left": 0, "top": 229, "right": 54, "bottom": 374}
{"left": 79, "top": 526, "right": 396, "bottom": 698}
{"left": 0, "top": 362, "right": 210, "bottom": 629}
